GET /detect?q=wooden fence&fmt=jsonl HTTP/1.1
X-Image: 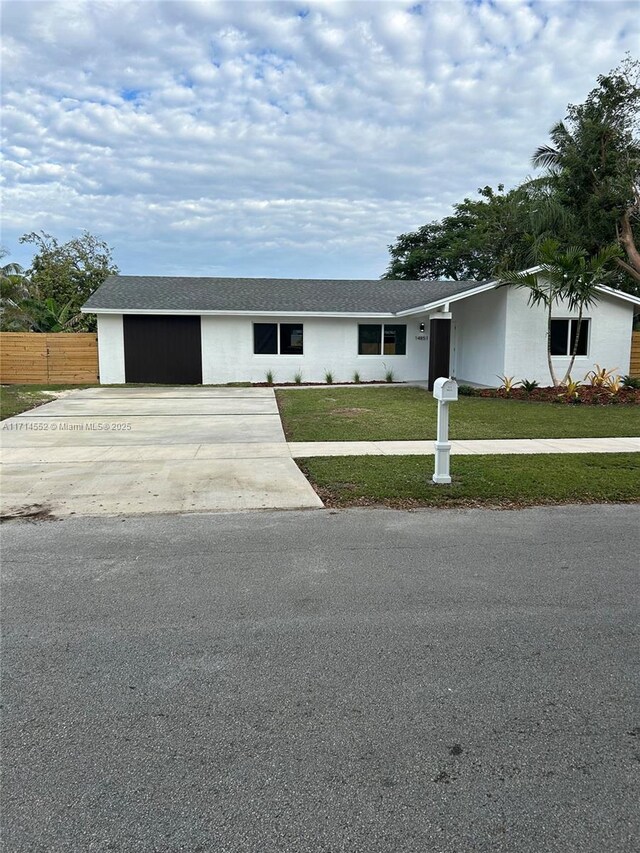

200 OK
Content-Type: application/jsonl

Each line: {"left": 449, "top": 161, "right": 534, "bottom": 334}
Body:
{"left": 631, "top": 330, "right": 640, "bottom": 378}
{"left": 0, "top": 333, "right": 99, "bottom": 384}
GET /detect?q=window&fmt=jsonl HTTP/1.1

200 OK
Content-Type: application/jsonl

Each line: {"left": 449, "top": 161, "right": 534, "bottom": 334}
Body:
{"left": 280, "top": 323, "right": 304, "bottom": 355}
{"left": 254, "top": 323, "right": 278, "bottom": 354}
{"left": 358, "top": 324, "right": 406, "bottom": 355}
{"left": 383, "top": 324, "right": 407, "bottom": 355}
{"left": 550, "top": 319, "right": 590, "bottom": 356}
{"left": 253, "top": 322, "right": 303, "bottom": 355}
{"left": 358, "top": 324, "right": 382, "bottom": 355}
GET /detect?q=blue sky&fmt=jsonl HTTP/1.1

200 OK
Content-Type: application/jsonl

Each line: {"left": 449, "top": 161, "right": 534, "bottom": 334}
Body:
{"left": 1, "top": 0, "right": 638, "bottom": 279}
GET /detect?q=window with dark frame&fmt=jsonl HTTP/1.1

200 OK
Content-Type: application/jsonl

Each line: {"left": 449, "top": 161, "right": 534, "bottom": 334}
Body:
{"left": 358, "top": 323, "right": 406, "bottom": 355}
{"left": 550, "top": 319, "right": 590, "bottom": 356}
{"left": 358, "top": 324, "right": 382, "bottom": 355}
{"left": 254, "top": 322, "right": 304, "bottom": 355}
{"left": 253, "top": 323, "right": 278, "bottom": 354}
{"left": 383, "top": 324, "right": 407, "bottom": 355}
{"left": 280, "top": 323, "right": 304, "bottom": 355}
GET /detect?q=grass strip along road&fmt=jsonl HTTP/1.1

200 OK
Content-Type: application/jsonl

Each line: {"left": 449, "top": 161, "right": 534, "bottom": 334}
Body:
{"left": 299, "top": 453, "right": 640, "bottom": 508}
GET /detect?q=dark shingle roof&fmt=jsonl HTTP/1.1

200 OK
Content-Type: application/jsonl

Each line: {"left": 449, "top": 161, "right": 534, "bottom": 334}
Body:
{"left": 82, "top": 276, "right": 490, "bottom": 315}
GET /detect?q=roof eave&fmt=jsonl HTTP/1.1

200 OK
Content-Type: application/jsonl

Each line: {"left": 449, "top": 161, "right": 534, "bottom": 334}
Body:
{"left": 595, "top": 284, "right": 640, "bottom": 306}
{"left": 394, "top": 279, "right": 501, "bottom": 316}
{"left": 81, "top": 307, "right": 398, "bottom": 318}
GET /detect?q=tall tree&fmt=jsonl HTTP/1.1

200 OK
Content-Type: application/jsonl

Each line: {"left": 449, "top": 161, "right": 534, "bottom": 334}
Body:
{"left": 18, "top": 231, "right": 118, "bottom": 331}
{"left": 0, "top": 251, "right": 29, "bottom": 331}
{"left": 532, "top": 55, "right": 640, "bottom": 290}
{"left": 383, "top": 186, "right": 535, "bottom": 281}
{"left": 383, "top": 57, "right": 640, "bottom": 295}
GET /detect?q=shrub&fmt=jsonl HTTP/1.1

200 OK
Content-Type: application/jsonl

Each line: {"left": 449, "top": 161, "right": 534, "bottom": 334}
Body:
{"left": 293, "top": 371, "right": 303, "bottom": 385}
{"left": 352, "top": 371, "right": 361, "bottom": 384}
{"left": 604, "top": 374, "right": 623, "bottom": 393}
{"left": 457, "top": 384, "right": 477, "bottom": 396}
{"left": 520, "top": 379, "right": 539, "bottom": 394}
{"left": 325, "top": 371, "right": 334, "bottom": 384}
{"left": 265, "top": 370, "right": 274, "bottom": 385}
{"left": 585, "top": 364, "right": 618, "bottom": 387}
{"left": 621, "top": 375, "right": 640, "bottom": 389}
{"left": 497, "top": 375, "right": 519, "bottom": 395}
{"left": 385, "top": 369, "right": 394, "bottom": 383}
{"left": 559, "top": 377, "right": 581, "bottom": 402}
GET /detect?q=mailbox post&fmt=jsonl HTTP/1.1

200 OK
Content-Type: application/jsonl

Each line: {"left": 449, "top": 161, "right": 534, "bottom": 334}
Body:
{"left": 432, "top": 377, "right": 458, "bottom": 484}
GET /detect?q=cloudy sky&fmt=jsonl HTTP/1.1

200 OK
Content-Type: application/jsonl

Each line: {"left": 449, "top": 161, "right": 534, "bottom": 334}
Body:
{"left": 1, "top": 0, "right": 638, "bottom": 279}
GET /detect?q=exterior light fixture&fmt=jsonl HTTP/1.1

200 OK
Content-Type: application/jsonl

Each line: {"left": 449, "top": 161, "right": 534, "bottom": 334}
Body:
{"left": 419, "top": 322, "right": 425, "bottom": 333}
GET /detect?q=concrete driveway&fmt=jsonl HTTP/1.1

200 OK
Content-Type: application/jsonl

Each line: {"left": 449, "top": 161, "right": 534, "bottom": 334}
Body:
{"left": 0, "top": 387, "right": 322, "bottom": 516}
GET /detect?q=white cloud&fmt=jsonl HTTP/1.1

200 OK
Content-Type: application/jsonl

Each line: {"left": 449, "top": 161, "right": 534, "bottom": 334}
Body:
{"left": 1, "top": 0, "right": 638, "bottom": 278}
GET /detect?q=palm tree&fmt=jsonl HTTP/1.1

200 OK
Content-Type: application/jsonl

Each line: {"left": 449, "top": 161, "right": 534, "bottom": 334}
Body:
{"left": 499, "top": 240, "right": 620, "bottom": 387}
{"left": 531, "top": 121, "right": 572, "bottom": 172}
{"left": 0, "top": 257, "right": 29, "bottom": 330}
{"left": 530, "top": 65, "right": 640, "bottom": 287}
{"left": 560, "top": 244, "right": 622, "bottom": 382}
{"left": 18, "top": 296, "right": 81, "bottom": 332}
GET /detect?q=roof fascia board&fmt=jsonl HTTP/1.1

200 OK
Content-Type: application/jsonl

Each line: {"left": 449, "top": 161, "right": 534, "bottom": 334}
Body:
{"left": 395, "top": 280, "right": 500, "bottom": 317}
{"left": 396, "top": 276, "right": 640, "bottom": 316}
{"left": 81, "top": 307, "right": 397, "bottom": 318}
{"left": 594, "top": 284, "right": 640, "bottom": 306}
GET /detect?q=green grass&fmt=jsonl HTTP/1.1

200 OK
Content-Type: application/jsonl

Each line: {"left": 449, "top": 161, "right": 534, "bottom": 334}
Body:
{"left": 277, "top": 387, "right": 640, "bottom": 441}
{"left": 299, "top": 453, "right": 640, "bottom": 508}
{"left": 0, "top": 385, "right": 95, "bottom": 420}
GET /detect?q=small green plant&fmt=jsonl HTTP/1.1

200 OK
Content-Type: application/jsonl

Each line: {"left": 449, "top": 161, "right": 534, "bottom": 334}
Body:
{"left": 604, "top": 374, "right": 623, "bottom": 393}
{"left": 520, "top": 379, "right": 539, "bottom": 394}
{"left": 352, "top": 371, "right": 361, "bottom": 384}
{"left": 497, "top": 375, "right": 519, "bottom": 395}
{"left": 385, "top": 369, "right": 395, "bottom": 383}
{"left": 457, "top": 384, "right": 476, "bottom": 396}
{"left": 325, "top": 371, "right": 334, "bottom": 384}
{"left": 293, "top": 371, "right": 303, "bottom": 385}
{"left": 265, "top": 369, "right": 274, "bottom": 385}
{"left": 621, "top": 375, "right": 640, "bottom": 389}
{"left": 560, "top": 377, "right": 581, "bottom": 401}
{"left": 585, "top": 364, "right": 618, "bottom": 388}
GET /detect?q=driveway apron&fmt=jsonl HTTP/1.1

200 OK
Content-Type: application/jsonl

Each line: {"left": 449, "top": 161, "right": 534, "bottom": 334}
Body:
{"left": 0, "top": 387, "right": 322, "bottom": 517}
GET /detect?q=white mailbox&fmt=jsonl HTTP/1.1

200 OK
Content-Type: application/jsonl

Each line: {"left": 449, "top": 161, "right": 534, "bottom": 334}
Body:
{"left": 432, "top": 377, "right": 458, "bottom": 484}
{"left": 433, "top": 377, "right": 458, "bottom": 401}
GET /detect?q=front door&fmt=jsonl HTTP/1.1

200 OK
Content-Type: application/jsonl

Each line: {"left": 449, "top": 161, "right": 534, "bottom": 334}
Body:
{"left": 428, "top": 318, "right": 451, "bottom": 390}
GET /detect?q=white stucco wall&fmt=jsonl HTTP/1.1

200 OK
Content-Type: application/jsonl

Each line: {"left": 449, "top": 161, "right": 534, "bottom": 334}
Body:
{"left": 94, "top": 291, "right": 635, "bottom": 387}
{"left": 200, "top": 315, "right": 430, "bottom": 384}
{"left": 96, "top": 313, "right": 125, "bottom": 383}
{"left": 503, "top": 287, "right": 635, "bottom": 386}
{"left": 451, "top": 288, "right": 507, "bottom": 386}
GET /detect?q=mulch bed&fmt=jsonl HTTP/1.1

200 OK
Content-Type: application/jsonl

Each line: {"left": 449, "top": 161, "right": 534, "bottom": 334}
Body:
{"left": 255, "top": 381, "right": 394, "bottom": 387}
{"left": 462, "top": 386, "right": 640, "bottom": 405}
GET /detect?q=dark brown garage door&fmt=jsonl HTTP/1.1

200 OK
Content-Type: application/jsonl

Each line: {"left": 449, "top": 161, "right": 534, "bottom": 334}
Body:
{"left": 123, "top": 315, "right": 202, "bottom": 384}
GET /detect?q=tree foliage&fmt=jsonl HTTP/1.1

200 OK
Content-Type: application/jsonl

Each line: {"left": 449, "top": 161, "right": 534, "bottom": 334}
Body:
{"left": 384, "top": 186, "right": 535, "bottom": 281}
{"left": 531, "top": 54, "right": 640, "bottom": 288}
{"left": 0, "top": 251, "right": 30, "bottom": 331}
{"left": 18, "top": 231, "right": 118, "bottom": 331}
{"left": 385, "top": 56, "right": 640, "bottom": 295}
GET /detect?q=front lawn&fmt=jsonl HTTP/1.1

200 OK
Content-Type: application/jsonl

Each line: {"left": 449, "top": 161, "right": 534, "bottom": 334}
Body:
{"left": 277, "top": 387, "right": 640, "bottom": 441}
{"left": 0, "top": 385, "right": 91, "bottom": 420}
{"left": 299, "top": 453, "right": 640, "bottom": 508}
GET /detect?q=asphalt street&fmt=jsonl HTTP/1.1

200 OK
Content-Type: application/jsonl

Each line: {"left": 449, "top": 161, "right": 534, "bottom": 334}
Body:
{"left": 2, "top": 504, "right": 639, "bottom": 852}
